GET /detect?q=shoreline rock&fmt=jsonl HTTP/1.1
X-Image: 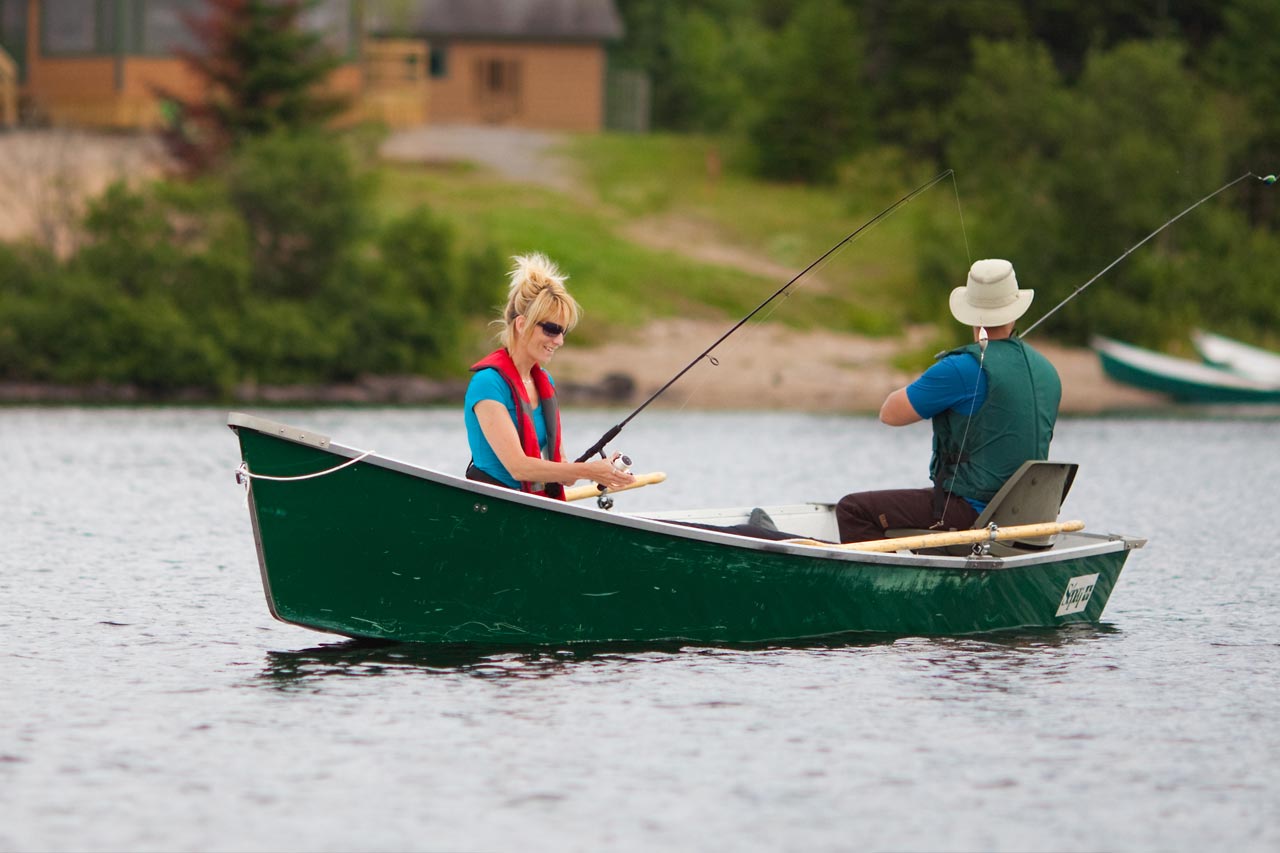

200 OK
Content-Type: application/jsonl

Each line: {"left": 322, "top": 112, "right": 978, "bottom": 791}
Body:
{"left": 0, "top": 321, "right": 1168, "bottom": 413}
{"left": 0, "top": 372, "right": 638, "bottom": 407}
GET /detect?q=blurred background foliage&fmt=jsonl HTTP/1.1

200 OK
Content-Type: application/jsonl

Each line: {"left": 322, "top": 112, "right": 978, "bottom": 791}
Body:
{"left": 1, "top": 0, "right": 1278, "bottom": 395}
{"left": 610, "top": 0, "right": 1280, "bottom": 351}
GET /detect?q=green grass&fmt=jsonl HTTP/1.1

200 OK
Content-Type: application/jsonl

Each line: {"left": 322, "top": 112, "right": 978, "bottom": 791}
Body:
{"left": 374, "top": 133, "right": 972, "bottom": 342}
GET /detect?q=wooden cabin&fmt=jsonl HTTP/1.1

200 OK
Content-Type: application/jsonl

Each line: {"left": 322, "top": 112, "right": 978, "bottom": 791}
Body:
{"left": 0, "top": 0, "right": 624, "bottom": 132}
{"left": 0, "top": 0, "right": 361, "bottom": 128}
{"left": 365, "top": 0, "right": 624, "bottom": 131}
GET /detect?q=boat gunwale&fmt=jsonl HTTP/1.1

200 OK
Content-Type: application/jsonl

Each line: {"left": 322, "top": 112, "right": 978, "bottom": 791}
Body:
{"left": 229, "top": 412, "right": 1143, "bottom": 571}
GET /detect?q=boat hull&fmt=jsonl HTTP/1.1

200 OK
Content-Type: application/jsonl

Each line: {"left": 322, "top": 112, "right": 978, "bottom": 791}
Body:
{"left": 232, "top": 415, "right": 1140, "bottom": 645}
{"left": 1192, "top": 329, "right": 1280, "bottom": 384}
{"left": 1095, "top": 336, "right": 1280, "bottom": 403}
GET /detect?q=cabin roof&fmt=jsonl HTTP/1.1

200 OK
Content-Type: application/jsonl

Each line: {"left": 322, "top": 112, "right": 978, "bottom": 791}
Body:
{"left": 366, "top": 0, "right": 624, "bottom": 42}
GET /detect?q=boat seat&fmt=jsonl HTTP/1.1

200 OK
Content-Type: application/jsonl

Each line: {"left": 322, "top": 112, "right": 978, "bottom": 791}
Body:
{"left": 887, "top": 460, "right": 1079, "bottom": 556}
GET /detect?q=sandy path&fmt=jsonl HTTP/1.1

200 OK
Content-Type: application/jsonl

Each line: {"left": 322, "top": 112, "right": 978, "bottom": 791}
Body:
{"left": 551, "top": 318, "right": 1163, "bottom": 414}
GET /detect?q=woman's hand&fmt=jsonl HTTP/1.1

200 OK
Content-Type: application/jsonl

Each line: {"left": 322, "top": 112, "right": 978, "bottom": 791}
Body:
{"left": 579, "top": 455, "right": 635, "bottom": 490}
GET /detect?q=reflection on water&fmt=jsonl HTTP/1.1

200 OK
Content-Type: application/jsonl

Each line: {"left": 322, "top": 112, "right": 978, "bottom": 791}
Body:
{"left": 258, "top": 624, "right": 1121, "bottom": 688}
{"left": 259, "top": 638, "right": 691, "bottom": 686}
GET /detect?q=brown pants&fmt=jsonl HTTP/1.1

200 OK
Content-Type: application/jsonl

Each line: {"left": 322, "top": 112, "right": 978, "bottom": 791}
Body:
{"left": 835, "top": 488, "right": 980, "bottom": 543}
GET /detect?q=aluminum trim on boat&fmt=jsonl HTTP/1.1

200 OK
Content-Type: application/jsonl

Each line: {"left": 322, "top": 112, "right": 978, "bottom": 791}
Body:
{"left": 228, "top": 411, "right": 332, "bottom": 449}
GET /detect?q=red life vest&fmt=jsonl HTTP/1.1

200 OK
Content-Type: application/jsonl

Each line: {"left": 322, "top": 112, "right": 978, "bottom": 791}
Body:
{"left": 470, "top": 348, "right": 566, "bottom": 500}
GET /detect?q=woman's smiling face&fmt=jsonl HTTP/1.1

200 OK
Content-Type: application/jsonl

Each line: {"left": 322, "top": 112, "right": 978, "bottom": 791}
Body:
{"left": 519, "top": 313, "right": 568, "bottom": 364}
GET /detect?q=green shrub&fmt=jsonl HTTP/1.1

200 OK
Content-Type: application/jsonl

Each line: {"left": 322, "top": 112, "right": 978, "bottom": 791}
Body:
{"left": 224, "top": 131, "right": 370, "bottom": 300}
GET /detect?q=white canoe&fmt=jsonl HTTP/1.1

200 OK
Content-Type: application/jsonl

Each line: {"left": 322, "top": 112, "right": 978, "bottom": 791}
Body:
{"left": 1191, "top": 330, "right": 1280, "bottom": 384}
{"left": 1093, "top": 336, "right": 1280, "bottom": 403}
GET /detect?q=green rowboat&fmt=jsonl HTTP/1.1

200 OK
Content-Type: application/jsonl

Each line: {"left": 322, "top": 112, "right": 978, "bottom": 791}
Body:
{"left": 230, "top": 412, "right": 1145, "bottom": 645}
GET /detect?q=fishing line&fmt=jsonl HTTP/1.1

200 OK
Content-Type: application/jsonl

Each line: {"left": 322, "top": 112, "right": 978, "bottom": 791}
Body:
{"left": 666, "top": 171, "right": 969, "bottom": 413}
{"left": 951, "top": 172, "right": 972, "bottom": 265}
{"left": 576, "top": 169, "right": 958, "bottom": 462}
{"left": 1021, "top": 171, "right": 1274, "bottom": 338}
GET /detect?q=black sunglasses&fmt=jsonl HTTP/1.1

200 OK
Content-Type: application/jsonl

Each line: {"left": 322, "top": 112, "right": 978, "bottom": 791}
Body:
{"left": 535, "top": 321, "right": 568, "bottom": 338}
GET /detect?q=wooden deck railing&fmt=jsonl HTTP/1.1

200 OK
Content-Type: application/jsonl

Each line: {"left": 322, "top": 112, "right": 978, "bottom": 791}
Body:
{"left": 361, "top": 38, "right": 429, "bottom": 127}
{"left": 0, "top": 45, "right": 17, "bottom": 128}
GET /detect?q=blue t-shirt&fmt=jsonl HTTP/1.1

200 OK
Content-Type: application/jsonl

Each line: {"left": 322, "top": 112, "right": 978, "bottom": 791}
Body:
{"left": 905, "top": 353, "right": 989, "bottom": 513}
{"left": 464, "top": 369, "right": 551, "bottom": 488}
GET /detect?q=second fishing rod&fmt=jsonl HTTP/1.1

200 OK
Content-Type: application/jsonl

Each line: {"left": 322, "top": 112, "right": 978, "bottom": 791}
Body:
{"left": 579, "top": 168, "right": 1273, "bottom": 464}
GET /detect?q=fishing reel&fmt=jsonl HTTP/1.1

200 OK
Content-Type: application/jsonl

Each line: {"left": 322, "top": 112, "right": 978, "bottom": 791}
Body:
{"left": 596, "top": 453, "right": 632, "bottom": 510}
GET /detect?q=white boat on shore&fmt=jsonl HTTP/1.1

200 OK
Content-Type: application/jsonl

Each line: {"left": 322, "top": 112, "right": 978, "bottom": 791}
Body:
{"left": 1093, "top": 336, "right": 1280, "bottom": 404}
{"left": 1191, "top": 330, "right": 1280, "bottom": 384}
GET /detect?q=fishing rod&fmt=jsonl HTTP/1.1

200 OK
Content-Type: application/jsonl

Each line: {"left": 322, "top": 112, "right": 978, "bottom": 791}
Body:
{"left": 575, "top": 169, "right": 958, "bottom": 463}
{"left": 1021, "top": 171, "right": 1275, "bottom": 338}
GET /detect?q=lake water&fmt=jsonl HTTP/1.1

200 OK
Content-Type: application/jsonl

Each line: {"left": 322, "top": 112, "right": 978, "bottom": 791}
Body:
{"left": 3, "top": 406, "right": 1278, "bottom": 852}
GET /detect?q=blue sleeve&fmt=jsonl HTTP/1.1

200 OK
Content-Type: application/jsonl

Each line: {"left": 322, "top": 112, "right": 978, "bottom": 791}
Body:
{"left": 465, "top": 369, "right": 510, "bottom": 411}
{"left": 905, "top": 353, "right": 987, "bottom": 418}
{"left": 463, "top": 370, "right": 556, "bottom": 488}
{"left": 464, "top": 371, "right": 520, "bottom": 488}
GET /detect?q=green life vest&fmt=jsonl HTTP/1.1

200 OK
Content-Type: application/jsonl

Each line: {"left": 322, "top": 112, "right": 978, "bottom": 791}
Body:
{"left": 930, "top": 336, "right": 1061, "bottom": 504}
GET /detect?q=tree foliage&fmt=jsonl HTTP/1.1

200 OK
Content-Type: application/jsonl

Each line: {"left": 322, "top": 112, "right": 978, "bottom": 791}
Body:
{"left": 224, "top": 131, "right": 368, "bottom": 299}
{"left": 945, "top": 39, "right": 1241, "bottom": 345}
{"left": 614, "top": 0, "right": 1237, "bottom": 181}
{"left": 0, "top": 134, "right": 503, "bottom": 393}
{"left": 747, "top": 0, "right": 870, "bottom": 183}
{"left": 1208, "top": 0, "right": 1280, "bottom": 227}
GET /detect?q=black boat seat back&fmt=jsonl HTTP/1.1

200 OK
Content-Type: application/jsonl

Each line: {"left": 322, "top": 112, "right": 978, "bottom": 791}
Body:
{"left": 888, "top": 460, "right": 1079, "bottom": 556}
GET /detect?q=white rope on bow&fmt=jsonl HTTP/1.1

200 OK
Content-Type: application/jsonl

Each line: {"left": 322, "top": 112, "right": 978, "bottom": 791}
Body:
{"left": 235, "top": 451, "right": 375, "bottom": 487}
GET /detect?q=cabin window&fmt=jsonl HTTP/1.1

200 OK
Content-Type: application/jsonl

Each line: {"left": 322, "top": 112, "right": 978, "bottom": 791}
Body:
{"left": 138, "top": 0, "right": 202, "bottom": 55}
{"left": 429, "top": 44, "right": 448, "bottom": 78}
{"left": 42, "top": 0, "right": 117, "bottom": 55}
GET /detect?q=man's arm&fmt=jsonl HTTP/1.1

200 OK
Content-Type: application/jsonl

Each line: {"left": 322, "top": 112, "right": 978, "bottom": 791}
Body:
{"left": 879, "top": 387, "right": 923, "bottom": 426}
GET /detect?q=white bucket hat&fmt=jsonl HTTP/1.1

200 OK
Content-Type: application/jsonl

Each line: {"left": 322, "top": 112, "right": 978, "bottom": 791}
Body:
{"left": 949, "top": 259, "right": 1034, "bottom": 327}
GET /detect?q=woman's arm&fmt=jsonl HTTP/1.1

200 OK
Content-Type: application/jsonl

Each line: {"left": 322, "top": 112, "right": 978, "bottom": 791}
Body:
{"left": 473, "top": 400, "right": 634, "bottom": 489}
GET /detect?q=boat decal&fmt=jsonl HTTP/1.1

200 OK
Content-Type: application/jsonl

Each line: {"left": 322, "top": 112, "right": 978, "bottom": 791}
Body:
{"left": 1056, "top": 573, "right": 1100, "bottom": 617}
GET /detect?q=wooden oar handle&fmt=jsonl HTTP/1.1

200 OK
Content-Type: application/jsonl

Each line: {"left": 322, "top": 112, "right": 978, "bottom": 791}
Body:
{"left": 565, "top": 471, "right": 667, "bottom": 502}
{"left": 784, "top": 519, "right": 1085, "bottom": 553}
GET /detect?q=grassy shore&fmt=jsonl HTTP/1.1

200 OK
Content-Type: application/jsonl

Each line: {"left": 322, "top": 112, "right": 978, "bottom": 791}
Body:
{"left": 373, "top": 132, "right": 968, "bottom": 361}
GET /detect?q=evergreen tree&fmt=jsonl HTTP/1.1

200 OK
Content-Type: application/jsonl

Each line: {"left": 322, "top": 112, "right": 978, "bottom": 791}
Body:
{"left": 747, "top": 0, "right": 869, "bottom": 183}
{"left": 861, "top": 0, "right": 1028, "bottom": 157}
{"left": 158, "top": 0, "right": 349, "bottom": 174}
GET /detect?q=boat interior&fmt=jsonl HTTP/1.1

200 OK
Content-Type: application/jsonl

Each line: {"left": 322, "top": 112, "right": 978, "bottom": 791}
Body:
{"left": 639, "top": 460, "right": 1083, "bottom": 557}
{"left": 643, "top": 501, "right": 841, "bottom": 541}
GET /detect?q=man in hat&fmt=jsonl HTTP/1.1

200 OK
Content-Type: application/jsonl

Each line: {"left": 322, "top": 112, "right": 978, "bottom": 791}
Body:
{"left": 835, "top": 259, "right": 1062, "bottom": 542}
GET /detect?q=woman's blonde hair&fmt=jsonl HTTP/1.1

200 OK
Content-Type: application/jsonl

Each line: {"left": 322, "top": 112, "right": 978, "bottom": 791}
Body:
{"left": 495, "top": 253, "right": 581, "bottom": 350}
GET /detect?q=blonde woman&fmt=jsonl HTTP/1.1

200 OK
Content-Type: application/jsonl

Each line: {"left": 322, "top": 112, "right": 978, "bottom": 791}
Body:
{"left": 464, "top": 253, "right": 634, "bottom": 499}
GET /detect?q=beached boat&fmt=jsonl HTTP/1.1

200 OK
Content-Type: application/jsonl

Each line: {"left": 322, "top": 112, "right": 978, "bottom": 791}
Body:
{"left": 1093, "top": 336, "right": 1280, "bottom": 404}
{"left": 229, "top": 412, "right": 1144, "bottom": 645}
{"left": 1191, "top": 330, "right": 1280, "bottom": 384}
